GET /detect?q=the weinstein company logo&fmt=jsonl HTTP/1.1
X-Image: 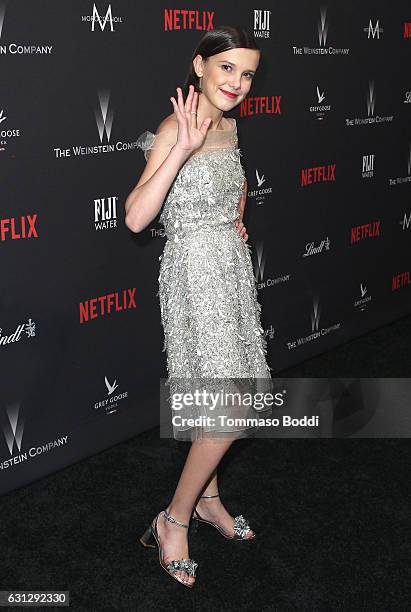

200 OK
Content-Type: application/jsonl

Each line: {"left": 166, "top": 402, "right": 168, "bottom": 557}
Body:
{"left": 0, "top": 318, "right": 36, "bottom": 348}
{"left": 79, "top": 288, "right": 137, "bottom": 323}
{"left": 54, "top": 89, "right": 139, "bottom": 158}
{"left": 309, "top": 85, "right": 331, "bottom": 120}
{"left": 362, "top": 154, "right": 375, "bottom": 178}
{"left": 164, "top": 9, "right": 214, "bottom": 31}
{"left": 240, "top": 94, "right": 281, "bottom": 118}
{"left": 0, "top": 108, "right": 21, "bottom": 152}
{"left": 253, "top": 9, "right": 271, "bottom": 38}
{"left": 392, "top": 272, "right": 410, "bottom": 291}
{"left": 0, "top": 214, "right": 38, "bottom": 241}
{"left": 345, "top": 80, "right": 394, "bottom": 126}
{"left": 1, "top": 403, "right": 69, "bottom": 470}
{"left": 303, "top": 237, "right": 330, "bottom": 257}
{"left": 363, "top": 19, "right": 383, "bottom": 39}
{"left": 150, "top": 226, "right": 165, "bottom": 239}
{"left": 354, "top": 282, "right": 372, "bottom": 312}
{"left": 388, "top": 143, "right": 411, "bottom": 186}
{"left": 350, "top": 220, "right": 381, "bottom": 244}
{"left": 95, "top": 90, "right": 113, "bottom": 143}
{"left": 301, "top": 163, "right": 336, "bottom": 186}
{"left": 94, "top": 196, "right": 118, "bottom": 230}
{"left": 248, "top": 168, "right": 273, "bottom": 205}
{"left": 287, "top": 297, "right": 341, "bottom": 350}
{"left": 94, "top": 375, "right": 128, "bottom": 416}
{"left": 253, "top": 241, "right": 290, "bottom": 290}
{"left": 0, "top": 2, "right": 53, "bottom": 55}
{"left": 293, "top": 6, "right": 350, "bottom": 56}
{"left": 82, "top": 3, "right": 123, "bottom": 31}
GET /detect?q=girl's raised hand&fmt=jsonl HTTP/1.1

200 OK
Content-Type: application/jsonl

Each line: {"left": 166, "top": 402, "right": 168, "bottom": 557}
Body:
{"left": 170, "top": 85, "right": 212, "bottom": 154}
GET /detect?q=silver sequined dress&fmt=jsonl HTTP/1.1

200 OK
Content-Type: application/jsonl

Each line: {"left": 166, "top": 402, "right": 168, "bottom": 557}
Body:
{"left": 137, "top": 118, "right": 273, "bottom": 440}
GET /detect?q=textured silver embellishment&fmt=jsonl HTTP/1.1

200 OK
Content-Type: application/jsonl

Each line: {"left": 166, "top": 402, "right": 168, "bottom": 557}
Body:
{"left": 233, "top": 514, "right": 251, "bottom": 538}
{"left": 137, "top": 121, "right": 273, "bottom": 440}
{"left": 166, "top": 558, "right": 198, "bottom": 577}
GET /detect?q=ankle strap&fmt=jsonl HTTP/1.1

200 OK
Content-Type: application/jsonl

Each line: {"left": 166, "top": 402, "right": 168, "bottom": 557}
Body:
{"left": 200, "top": 493, "right": 220, "bottom": 499}
{"left": 163, "top": 509, "right": 190, "bottom": 529}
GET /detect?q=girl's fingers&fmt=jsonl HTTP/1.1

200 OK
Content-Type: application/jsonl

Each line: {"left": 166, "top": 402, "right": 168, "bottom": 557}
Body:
{"left": 185, "top": 84, "right": 193, "bottom": 113}
{"left": 170, "top": 97, "right": 182, "bottom": 123}
{"left": 177, "top": 87, "right": 185, "bottom": 117}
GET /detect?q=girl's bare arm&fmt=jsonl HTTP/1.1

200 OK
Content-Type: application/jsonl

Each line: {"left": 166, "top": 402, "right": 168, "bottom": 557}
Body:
{"left": 124, "top": 124, "right": 189, "bottom": 233}
{"left": 125, "top": 85, "right": 212, "bottom": 234}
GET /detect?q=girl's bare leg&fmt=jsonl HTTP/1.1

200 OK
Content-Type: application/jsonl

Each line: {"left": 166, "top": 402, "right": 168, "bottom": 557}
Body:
{"left": 197, "top": 469, "right": 255, "bottom": 540}
{"left": 156, "top": 437, "right": 235, "bottom": 586}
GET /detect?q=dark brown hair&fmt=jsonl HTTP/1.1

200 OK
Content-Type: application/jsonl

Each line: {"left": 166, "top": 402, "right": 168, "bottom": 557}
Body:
{"left": 183, "top": 25, "right": 261, "bottom": 97}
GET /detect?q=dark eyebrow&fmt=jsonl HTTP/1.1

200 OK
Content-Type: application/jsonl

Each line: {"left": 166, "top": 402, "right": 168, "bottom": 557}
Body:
{"left": 218, "top": 60, "right": 256, "bottom": 73}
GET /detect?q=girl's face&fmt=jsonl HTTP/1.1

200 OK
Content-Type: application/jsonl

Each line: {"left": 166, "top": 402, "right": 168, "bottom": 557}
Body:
{"left": 194, "top": 47, "right": 260, "bottom": 110}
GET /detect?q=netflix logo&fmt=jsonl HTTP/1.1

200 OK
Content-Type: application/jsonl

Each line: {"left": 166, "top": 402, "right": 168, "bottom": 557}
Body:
{"left": 0, "top": 214, "right": 38, "bottom": 241}
{"left": 79, "top": 288, "right": 137, "bottom": 323}
{"left": 404, "top": 22, "right": 411, "bottom": 38}
{"left": 240, "top": 95, "right": 281, "bottom": 117}
{"left": 350, "top": 221, "right": 381, "bottom": 243}
{"left": 392, "top": 272, "right": 410, "bottom": 290}
{"left": 164, "top": 10, "right": 214, "bottom": 31}
{"left": 301, "top": 164, "right": 336, "bottom": 186}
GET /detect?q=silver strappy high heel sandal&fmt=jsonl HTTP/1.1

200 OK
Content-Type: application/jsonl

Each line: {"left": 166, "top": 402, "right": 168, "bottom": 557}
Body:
{"left": 191, "top": 493, "right": 256, "bottom": 540}
{"left": 140, "top": 509, "right": 199, "bottom": 588}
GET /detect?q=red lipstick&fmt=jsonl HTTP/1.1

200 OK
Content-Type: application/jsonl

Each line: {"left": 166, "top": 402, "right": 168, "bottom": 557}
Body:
{"left": 220, "top": 89, "right": 238, "bottom": 99}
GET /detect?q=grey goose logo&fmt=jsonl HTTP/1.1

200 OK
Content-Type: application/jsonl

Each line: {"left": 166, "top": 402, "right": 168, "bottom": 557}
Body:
{"left": 95, "top": 90, "right": 113, "bottom": 143}
{"left": 3, "top": 403, "right": 24, "bottom": 456}
{"left": 309, "top": 85, "right": 332, "bottom": 119}
{"left": 317, "top": 86, "right": 325, "bottom": 103}
{"left": 105, "top": 375, "right": 118, "bottom": 395}
{"left": 94, "top": 375, "right": 128, "bottom": 416}
{"left": 0, "top": 108, "right": 6, "bottom": 124}
{"left": 363, "top": 19, "right": 383, "bottom": 39}
{"left": 255, "top": 169, "right": 265, "bottom": 187}
{"left": 354, "top": 282, "right": 372, "bottom": 311}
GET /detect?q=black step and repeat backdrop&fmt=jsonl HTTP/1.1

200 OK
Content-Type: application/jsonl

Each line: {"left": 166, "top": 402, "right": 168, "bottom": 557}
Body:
{"left": 1, "top": 1, "right": 410, "bottom": 495}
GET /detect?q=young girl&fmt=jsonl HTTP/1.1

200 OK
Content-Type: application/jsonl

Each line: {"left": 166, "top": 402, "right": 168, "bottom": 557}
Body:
{"left": 125, "top": 25, "right": 272, "bottom": 588}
